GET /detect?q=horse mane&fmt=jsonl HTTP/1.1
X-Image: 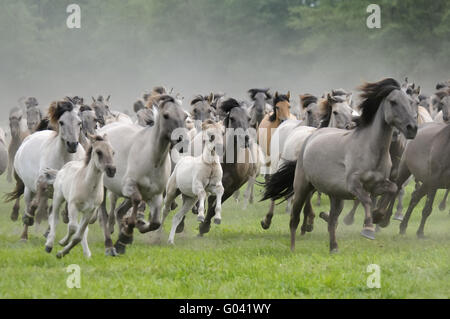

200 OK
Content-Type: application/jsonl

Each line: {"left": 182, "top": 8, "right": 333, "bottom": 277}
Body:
{"left": 79, "top": 105, "right": 93, "bottom": 113}
{"left": 270, "top": 93, "right": 290, "bottom": 122}
{"left": 48, "top": 100, "right": 74, "bottom": 128}
{"left": 158, "top": 95, "right": 176, "bottom": 108}
{"left": 436, "top": 82, "right": 448, "bottom": 90}
{"left": 248, "top": 88, "right": 271, "bottom": 101}
{"left": 354, "top": 78, "right": 401, "bottom": 128}
{"left": 35, "top": 118, "right": 52, "bottom": 132}
{"left": 300, "top": 94, "right": 317, "bottom": 109}
{"left": 331, "top": 88, "right": 349, "bottom": 97}
{"left": 220, "top": 98, "right": 241, "bottom": 114}
{"left": 152, "top": 86, "right": 166, "bottom": 95}
{"left": 190, "top": 95, "right": 208, "bottom": 105}
{"left": 84, "top": 135, "right": 105, "bottom": 166}
{"left": 435, "top": 88, "right": 450, "bottom": 100}
{"left": 133, "top": 100, "right": 145, "bottom": 113}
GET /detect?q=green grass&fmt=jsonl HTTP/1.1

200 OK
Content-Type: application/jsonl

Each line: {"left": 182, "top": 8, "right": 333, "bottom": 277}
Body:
{"left": 0, "top": 174, "right": 449, "bottom": 299}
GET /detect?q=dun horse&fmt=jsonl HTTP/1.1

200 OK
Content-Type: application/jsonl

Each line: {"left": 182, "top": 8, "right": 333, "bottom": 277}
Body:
{"left": 263, "top": 79, "right": 418, "bottom": 253}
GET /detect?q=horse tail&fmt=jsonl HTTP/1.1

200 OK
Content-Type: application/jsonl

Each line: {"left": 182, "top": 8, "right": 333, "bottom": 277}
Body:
{"left": 4, "top": 171, "right": 24, "bottom": 203}
{"left": 261, "top": 160, "right": 297, "bottom": 202}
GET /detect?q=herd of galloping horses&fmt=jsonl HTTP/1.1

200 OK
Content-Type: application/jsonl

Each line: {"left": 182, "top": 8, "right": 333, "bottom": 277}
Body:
{"left": 1, "top": 77, "right": 449, "bottom": 257}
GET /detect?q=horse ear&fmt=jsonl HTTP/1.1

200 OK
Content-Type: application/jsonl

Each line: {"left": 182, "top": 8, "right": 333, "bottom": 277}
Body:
{"left": 415, "top": 86, "right": 421, "bottom": 95}
{"left": 287, "top": 91, "right": 291, "bottom": 100}
{"left": 208, "top": 93, "right": 214, "bottom": 104}
{"left": 347, "top": 93, "right": 353, "bottom": 106}
{"left": 92, "top": 97, "right": 96, "bottom": 103}
{"left": 327, "top": 93, "right": 334, "bottom": 104}
{"left": 274, "top": 91, "right": 279, "bottom": 99}
{"left": 106, "top": 95, "right": 111, "bottom": 102}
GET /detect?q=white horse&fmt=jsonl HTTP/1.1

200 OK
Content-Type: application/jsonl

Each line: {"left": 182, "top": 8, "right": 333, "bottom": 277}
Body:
{"left": 44, "top": 134, "right": 116, "bottom": 258}
{"left": 161, "top": 120, "right": 224, "bottom": 244}
{"left": 97, "top": 95, "right": 186, "bottom": 255}
{"left": 8, "top": 100, "right": 84, "bottom": 241}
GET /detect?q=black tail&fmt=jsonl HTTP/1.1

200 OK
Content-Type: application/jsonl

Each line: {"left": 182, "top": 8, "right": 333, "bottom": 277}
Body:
{"left": 261, "top": 160, "right": 297, "bottom": 202}
{"left": 4, "top": 171, "right": 24, "bottom": 203}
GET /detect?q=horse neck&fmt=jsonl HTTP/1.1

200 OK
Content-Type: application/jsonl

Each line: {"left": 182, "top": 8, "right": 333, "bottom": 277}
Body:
{"left": 148, "top": 116, "right": 171, "bottom": 167}
{"left": 361, "top": 101, "right": 393, "bottom": 156}
{"left": 83, "top": 157, "right": 103, "bottom": 188}
{"left": 202, "top": 142, "right": 219, "bottom": 164}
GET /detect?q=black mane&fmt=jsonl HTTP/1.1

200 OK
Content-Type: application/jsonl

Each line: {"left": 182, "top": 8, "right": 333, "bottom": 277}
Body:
{"left": 248, "top": 88, "right": 271, "bottom": 101}
{"left": 270, "top": 93, "right": 290, "bottom": 122}
{"left": 220, "top": 98, "right": 241, "bottom": 114}
{"left": 355, "top": 78, "right": 400, "bottom": 128}
{"left": 300, "top": 94, "right": 318, "bottom": 109}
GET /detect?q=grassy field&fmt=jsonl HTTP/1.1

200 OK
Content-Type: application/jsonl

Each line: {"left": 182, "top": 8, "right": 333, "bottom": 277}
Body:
{"left": 0, "top": 174, "right": 449, "bottom": 299}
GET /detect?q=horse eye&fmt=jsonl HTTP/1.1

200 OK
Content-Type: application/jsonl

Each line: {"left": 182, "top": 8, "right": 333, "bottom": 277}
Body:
{"left": 333, "top": 111, "right": 338, "bottom": 115}
{"left": 59, "top": 121, "right": 64, "bottom": 126}
{"left": 210, "top": 135, "right": 215, "bottom": 141}
{"left": 96, "top": 150, "right": 103, "bottom": 157}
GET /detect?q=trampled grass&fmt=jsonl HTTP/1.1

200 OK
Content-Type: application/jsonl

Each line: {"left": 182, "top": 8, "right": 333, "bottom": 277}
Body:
{"left": 0, "top": 174, "right": 449, "bottom": 299}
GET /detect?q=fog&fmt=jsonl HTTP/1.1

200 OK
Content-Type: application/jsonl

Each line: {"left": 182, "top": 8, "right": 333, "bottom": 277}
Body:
{"left": 1, "top": 1, "right": 448, "bottom": 127}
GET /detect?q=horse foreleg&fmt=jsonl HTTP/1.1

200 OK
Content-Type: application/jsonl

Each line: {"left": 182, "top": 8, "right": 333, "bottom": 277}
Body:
{"left": 199, "top": 188, "right": 234, "bottom": 236}
{"left": 44, "top": 194, "right": 64, "bottom": 253}
{"left": 343, "top": 199, "right": 360, "bottom": 226}
{"left": 108, "top": 193, "right": 118, "bottom": 234}
{"left": 328, "top": 197, "right": 344, "bottom": 254}
{"left": 114, "top": 179, "right": 142, "bottom": 254}
{"left": 98, "top": 191, "right": 117, "bottom": 256}
{"left": 211, "top": 184, "right": 225, "bottom": 224}
{"left": 57, "top": 210, "right": 92, "bottom": 259}
{"left": 20, "top": 189, "right": 34, "bottom": 241}
{"left": 59, "top": 203, "right": 78, "bottom": 247}
{"left": 399, "top": 184, "right": 428, "bottom": 235}
{"left": 11, "top": 197, "right": 20, "bottom": 222}
{"left": 243, "top": 177, "right": 255, "bottom": 209}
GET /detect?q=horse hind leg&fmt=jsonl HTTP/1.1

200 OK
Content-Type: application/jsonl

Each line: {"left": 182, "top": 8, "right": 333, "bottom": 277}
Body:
{"left": 261, "top": 200, "right": 275, "bottom": 230}
{"left": 399, "top": 183, "right": 428, "bottom": 235}
{"left": 416, "top": 189, "right": 437, "bottom": 239}
{"left": 168, "top": 196, "right": 197, "bottom": 245}
{"left": 328, "top": 197, "right": 344, "bottom": 254}
{"left": 439, "top": 189, "right": 449, "bottom": 211}
{"left": 289, "top": 183, "right": 313, "bottom": 252}
{"left": 300, "top": 193, "right": 315, "bottom": 235}
{"left": 11, "top": 198, "right": 20, "bottom": 222}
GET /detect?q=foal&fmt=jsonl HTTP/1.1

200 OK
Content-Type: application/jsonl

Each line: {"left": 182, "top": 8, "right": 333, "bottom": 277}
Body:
{"left": 44, "top": 135, "right": 116, "bottom": 258}
{"left": 161, "top": 120, "right": 224, "bottom": 245}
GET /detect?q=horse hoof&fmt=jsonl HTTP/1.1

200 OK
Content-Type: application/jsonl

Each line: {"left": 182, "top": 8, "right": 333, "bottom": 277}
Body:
{"left": 319, "top": 212, "right": 329, "bottom": 223}
{"left": 62, "top": 212, "right": 69, "bottom": 224}
{"left": 58, "top": 240, "right": 67, "bottom": 247}
{"left": 343, "top": 214, "right": 354, "bottom": 226}
{"left": 20, "top": 238, "right": 27, "bottom": 243}
{"left": 375, "top": 225, "right": 381, "bottom": 233}
{"left": 191, "top": 206, "right": 198, "bottom": 215}
{"left": 114, "top": 242, "right": 127, "bottom": 255}
{"left": 22, "top": 215, "right": 34, "bottom": 226}
{"left": 199, "top": 222, "right": 211, "bottom": 235}
{"left": 260, "top": 220, "right": 270, "bottom": 230}
{"left": 136, "top": 220, "right": 149, "bottom": 233}
{"left": 439, "top": 202, "right": 446, "bottom": 211}
{"left": 197, "top": 215, "right": 205, "bottom": 223}
{"left": 393, "top": 213, "right": 404, "bottom": 221}
{"left": 378, "top": 218, "right": 390, "bottom": 228}
{"left": 399, "top": 227, "right": 406, "bottom": 235}
{"left": 45, "top": 246, "right": 52, "bottom": 253}
{"left": 305, "top": 224, "right": 314, "bottom": 233}
{"left": 43, "top": 230, "right": 49, "bottom": 239}
{"left": 171, "top": 202, "right": 178, "bottom": 211}
{"left": 176, "top": 220, "right": 185, "bottom": 233}
{"left": 56, "top": 252, "right": 63, "bottom": 259}
{"left": 330, "top": 248, "right": 339, "bottom": 254}
{"left": 360, "top": 228, "right": 375, "bottom": 240}
{"left": 214, "top": 218, "right": 221, "bottom": 225}
{"left": 148, "top": 222, "right": 161, "bottom": 232}
{"left": 416, "top": 232, "right": 426, "bottom": 239}
{"left": 10, "top": 211, "right": 19, "bottom": 222}
{"left": 105, "top": 247, "right": 118, "bottom": 257}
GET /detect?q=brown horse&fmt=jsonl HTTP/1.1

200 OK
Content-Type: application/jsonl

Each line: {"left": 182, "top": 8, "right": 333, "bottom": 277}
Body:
{"left": 257, "top": 91, "right": 296, "bottom": 161}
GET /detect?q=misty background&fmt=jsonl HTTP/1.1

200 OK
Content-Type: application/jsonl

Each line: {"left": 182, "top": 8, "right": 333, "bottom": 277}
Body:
{"left": 0, "top": 0, "right": 449, "bottom": 126}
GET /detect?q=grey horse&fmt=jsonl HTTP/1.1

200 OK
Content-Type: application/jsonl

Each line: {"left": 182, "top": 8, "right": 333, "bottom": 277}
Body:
{"left": 247, "top": 88, "right": 272, "bottom": 129}
{"left": 263, "top": 78, "right": 418, "bottom": 253}
{"left": 375, "top": 123, "right": 449, "bottom": 236}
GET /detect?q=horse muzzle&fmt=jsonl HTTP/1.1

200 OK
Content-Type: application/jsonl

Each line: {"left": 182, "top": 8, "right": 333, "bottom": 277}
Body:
{"left": 404, "top": 123, "right": 418, "bottom": 139}
{"left": 105, "top": 166, "right": 117, "bottom": 178}
{"left": 66, "top": 142, "right": 79, "bottom": 154}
